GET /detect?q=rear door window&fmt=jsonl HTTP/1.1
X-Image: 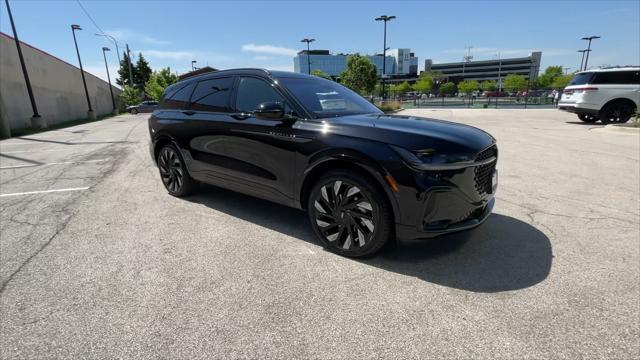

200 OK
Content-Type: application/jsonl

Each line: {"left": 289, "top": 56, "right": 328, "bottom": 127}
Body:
{"left": 592, "top": 71, "right": 639, "bottom": 85}
{"left": 189, "top": 77, "right": 234, "bottom": 112}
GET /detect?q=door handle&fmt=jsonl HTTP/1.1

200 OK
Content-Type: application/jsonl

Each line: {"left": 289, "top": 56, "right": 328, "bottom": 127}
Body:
{"left": 231, "top": 113, "right": 251, "bottom": 120}
{"left": 181, "top": 110, "right": 195, "bottom": 116}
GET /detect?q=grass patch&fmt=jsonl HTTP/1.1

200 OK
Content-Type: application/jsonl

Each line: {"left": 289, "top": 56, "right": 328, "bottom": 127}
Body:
{"left": 11, "top": 113, "right": 119, "bottom": 137}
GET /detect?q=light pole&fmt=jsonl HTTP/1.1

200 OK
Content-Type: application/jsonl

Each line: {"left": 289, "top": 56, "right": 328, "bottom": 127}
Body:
{"left": 126, "top": 44, "right": 134, "bottom": 86}
{"left": 300, "top": 38, "right": 315, "bottom": 74}
{"left": 4, "top": 0, "right": 43, "bottom": 131}
{"left": 71, "top": 24, "right": 95, "bottom": 120}
{"left": 581, "top": 36, "right": 600, "bottom": 70}
{"left": 95, "top": 33, "right": 121, "bottom": 64}
{"left": 375, "top": 15, "right": 395, "bottom": 100}
{"left": 102, "top": 47, "right": 117, "bottom": 114}
{"left": 191, "top": 60, "right": 197, "bottom": 71}
{"left": 577, "top": 49, "right": 590, "bottom": 71}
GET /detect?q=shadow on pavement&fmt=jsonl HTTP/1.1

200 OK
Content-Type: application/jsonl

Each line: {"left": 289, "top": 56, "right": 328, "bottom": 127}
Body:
{"left": 565, "top": 121, "right": 604, "bottom": 126}
{"left": 188, "top": 184, "right": 552, "bottom": 293}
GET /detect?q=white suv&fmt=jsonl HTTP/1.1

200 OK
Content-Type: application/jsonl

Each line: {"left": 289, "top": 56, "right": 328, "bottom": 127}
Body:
{"left": 558, "top": 67, "right": 639, "bottom": 123}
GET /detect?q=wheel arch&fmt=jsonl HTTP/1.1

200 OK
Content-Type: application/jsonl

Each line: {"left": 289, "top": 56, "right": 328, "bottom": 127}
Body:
{"left": 299, "top": 151, "right": 400, "bottom": 225}
{"left": 601, "top": 97, "right": 638, "bottom": 113}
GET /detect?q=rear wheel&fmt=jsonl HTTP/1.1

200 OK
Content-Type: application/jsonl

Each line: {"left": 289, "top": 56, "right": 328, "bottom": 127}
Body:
{"left": 599, "top": 102, "right": 633, "bottom": 124}
{"left": 577, "top": 114, "right": 598, "bottom": 123}
{"left": 130, "top": 108, "right": 138, "bottom": 115}
{"left": 158, "top": 144, "right": 196, "bottom": 197}
{"left": 307, "top": 170, "right": 393, "bottom": 257}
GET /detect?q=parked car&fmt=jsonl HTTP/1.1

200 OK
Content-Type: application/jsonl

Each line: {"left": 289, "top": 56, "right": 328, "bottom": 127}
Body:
{"left": 558, "top": 67, "right": 639, "bottom": 123}
{"left": 127, "top": 101, "right": 159, "bottom": 114}
{"left": 148, "top": 69, "right": 498, "bottom": 257}
{"left": 483, "top": 91, "right": 507, "bottom": 97}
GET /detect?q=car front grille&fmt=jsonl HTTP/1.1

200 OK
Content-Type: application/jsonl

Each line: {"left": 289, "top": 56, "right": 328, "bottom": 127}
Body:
{"left": 474, "top": 145, "right": 497, "bottom": 196}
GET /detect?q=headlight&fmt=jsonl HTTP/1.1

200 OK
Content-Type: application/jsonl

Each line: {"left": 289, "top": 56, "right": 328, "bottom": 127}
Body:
{"left": 390, "top": 145, "right": 475, "bottom": 171}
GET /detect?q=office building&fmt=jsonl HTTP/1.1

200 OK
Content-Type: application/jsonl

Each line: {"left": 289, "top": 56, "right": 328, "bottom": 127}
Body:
{"left": 293, "top": 49, "right": 418, "bottom": 77}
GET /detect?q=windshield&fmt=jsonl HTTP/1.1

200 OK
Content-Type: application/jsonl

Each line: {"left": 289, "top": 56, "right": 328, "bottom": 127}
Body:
{"left": 278, "top": 77, "right": 382, "bottom": 118}
{"left": 568, "top": 72, "right": 594, "bottom": 86}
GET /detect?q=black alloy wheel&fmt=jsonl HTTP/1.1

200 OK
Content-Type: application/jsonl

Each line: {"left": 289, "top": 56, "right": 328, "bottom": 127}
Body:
{"left": 577, "top": 114, "right": 598, "bottom": 123}
{"left": 307, "top": 171, "right": 392, "bottom": 257}
{"left": 131, "top": 108, "right": 138, "bottom": 115}
{"left": 158, "top": 145, "right": 195, "bottom": 197}
{"left": 599, "top": 103, "right": 633, "bottom": 124}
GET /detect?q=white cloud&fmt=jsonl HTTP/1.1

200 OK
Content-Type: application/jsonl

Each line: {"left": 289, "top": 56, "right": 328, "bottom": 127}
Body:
{"left": 104, "top": 29, "right": 171, "bottom": 45}
{"left": 241, "top": 43, "right": 298, "bottom": 57}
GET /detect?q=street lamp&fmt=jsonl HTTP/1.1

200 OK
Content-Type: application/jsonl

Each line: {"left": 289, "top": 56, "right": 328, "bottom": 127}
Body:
{"left": 577, "top": 49, "right": 590, "bottom": 71}
{"left": 71, "top": 24, "right": 95, "bottom": 120}
{"left": 191, "top": 60, "right": 197, "bottom": 71}
{"left": 95, "top": 33, "right": 121, "bottom": 64}
{"left": 581, "top": 36, "right": 600, "bottom": 70}
{"left": 102, "top": 47, "right": 117, "bottom": 114}
{"left": 375, "top": 15, "right": 395, "bottom": 100}
{"left": 4, "top": 0, "right": 43, "bottom": 131}
{"left": 300, "top": 38, "right": 315, "bottom": 75}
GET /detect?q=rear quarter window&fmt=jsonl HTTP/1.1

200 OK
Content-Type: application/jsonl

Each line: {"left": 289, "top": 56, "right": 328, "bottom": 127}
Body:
{"left": 161, "top": 82, "right": 195, "bottom": 109}
{"left": 568, "top": 73, "right": 594, "bottom": 86}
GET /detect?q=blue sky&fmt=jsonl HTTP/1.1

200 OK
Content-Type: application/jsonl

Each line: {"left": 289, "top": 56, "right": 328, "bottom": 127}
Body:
{"left": 2, "top": 0, "right": 638, "bottom": 84}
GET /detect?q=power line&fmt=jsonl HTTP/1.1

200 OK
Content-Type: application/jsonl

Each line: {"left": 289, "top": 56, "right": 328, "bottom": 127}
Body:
{"left": 76, "top": 0, "right": 105, "bottom": 35}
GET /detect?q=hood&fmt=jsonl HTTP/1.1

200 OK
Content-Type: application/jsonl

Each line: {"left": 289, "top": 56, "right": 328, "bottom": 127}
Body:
{"left": 320, "top": 113, "right": 495, "bottom": 154}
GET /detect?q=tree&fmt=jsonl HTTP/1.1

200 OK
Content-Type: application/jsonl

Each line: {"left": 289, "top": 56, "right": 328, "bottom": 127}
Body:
{"left": 439, "top": 82, "right": 457, "bottom": 96}
{"left": 145, "top": 67, "right": 178, "bottom": 101}
{"left": 396, "top": 81, "right": 411, "bottom": 96}
{"left": 536, "top": 66, "right": 564, "bottom": 89}
{"left": 134, "top": 53, "right": 152, "bottom": 88}
{"left": 412, "top": 76, "right": 433, "bottom": 94}
{"left": 340, "top": 54, "right": 377, "bottom": 94}
{"left": 480, "top": 80, "right": 497, "bottom": 92}
{"left": 503, "top": 74, "right": 528, "bottom": 93}
{"left": 550, "top": 74, "right": 573, "bottom": 89}
{"left": 116, "top": 52, "right": 134, "bottom": 87}
{"left": 458, "top": 80, "right": 479, "bottom": 95}
{"left": 120, "top": 85, "right": 142, "bottom": 107}
{"left": 311, "top": 69, "right": 332, "bottom": 80}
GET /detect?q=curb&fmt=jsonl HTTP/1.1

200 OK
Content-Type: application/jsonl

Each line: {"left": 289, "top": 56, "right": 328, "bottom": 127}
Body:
{"left": 604, "top": 124, "right": 640, "bottom": 134}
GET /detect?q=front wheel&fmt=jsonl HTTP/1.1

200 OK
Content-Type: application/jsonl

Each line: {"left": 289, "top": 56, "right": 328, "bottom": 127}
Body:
{"left": 578, "top": 114, "right": 598, "bottom": 123}
{"left": 157, "top": 144, "right": 196, "bottom": 197}
{"left": 130, "top": 108, "right": 138, "bottom": 115}
{"left": 307, "top": 171, "right": 393, "bottom": 258}
{"left": 599, "top": 103, "right": 633, "bottom": 124}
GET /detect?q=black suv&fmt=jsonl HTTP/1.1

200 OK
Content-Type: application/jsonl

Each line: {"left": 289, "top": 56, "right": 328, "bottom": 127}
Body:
{"left": 149, "top": 69, "right": 498, "bottom": 257}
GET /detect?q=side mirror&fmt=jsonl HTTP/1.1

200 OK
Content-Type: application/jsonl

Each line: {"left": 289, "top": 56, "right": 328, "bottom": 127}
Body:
{"left": 254, "top": 102, "right": 284, "bottom": 120}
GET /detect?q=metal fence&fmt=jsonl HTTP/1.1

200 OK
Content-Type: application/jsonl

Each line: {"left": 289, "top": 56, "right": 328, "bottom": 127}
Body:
{"left": 399, "top": 96, "right": 558, "bottom": 109}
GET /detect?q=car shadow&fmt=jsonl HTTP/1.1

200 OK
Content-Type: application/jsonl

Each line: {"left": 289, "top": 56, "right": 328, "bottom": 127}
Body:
{"left": 186, "top": 184, "right": 552, "bottom": 293}
{"left": 565, "top": 121, "right": 604, "bottom": 126}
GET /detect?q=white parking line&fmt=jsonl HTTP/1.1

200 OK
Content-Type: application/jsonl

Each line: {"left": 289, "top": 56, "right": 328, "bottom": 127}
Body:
{"left": 0, "top": 159, "right": 109, "bottom": 170}
{"left": 0, "top": 187, "right": 90, "bottom": 197}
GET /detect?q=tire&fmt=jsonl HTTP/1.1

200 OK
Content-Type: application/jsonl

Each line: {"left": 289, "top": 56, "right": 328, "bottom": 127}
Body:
{"left": 307, "top": 170, "right": 393, "bottom": 258}
{"left": 157, "top": 144, "right": 196, "bottom": 197}
{"left": 130, "top": 108, "right": 138, "bottom": 115}
{"left": 599, "top": 102, "right": 633, "bottom": 124}
{"left": 577, "top": 114, "right": 598, "bottom": 123}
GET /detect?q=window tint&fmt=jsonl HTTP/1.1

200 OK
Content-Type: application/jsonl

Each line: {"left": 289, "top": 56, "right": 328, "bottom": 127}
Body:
{"left": 592, "top": 71, "right": 639, "bottom": 85}
{"left": 189, "top": 77, "right": 234, "bottom": 112}
{"left": 235, "top": 77, "right": 285, "bottom": 112}
{"left": 163, "top": 82, "right": 195, "bottom": 109}
{"left": 568, "top": 73, "right": 594, "bottom": 86}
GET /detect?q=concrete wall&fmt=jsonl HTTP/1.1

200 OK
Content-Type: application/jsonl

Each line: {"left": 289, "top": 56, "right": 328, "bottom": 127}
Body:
{"left": 0, "top": 32, "right": 121, "bottom": 132}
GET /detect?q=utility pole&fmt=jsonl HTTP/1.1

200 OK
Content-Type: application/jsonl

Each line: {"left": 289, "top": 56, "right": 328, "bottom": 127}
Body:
{"left": 102, "top": 47, "right": 117, "bottom": 114}
{"left": 5, "top": 0, "right": 44, "bottom": 129}
{"left": 126, "top": 44, "right": 134, "bottom": 86}
{"left": 375, "top": 15, "right": 395, "bottom": 100}
{"left": 71, "top": 24, "right": 95, "bottom": 120}
{"left": 581, "top": 36, "right": 600, "bottom": 70}
{"left": 462, "top": 46, "right": 473, "bottom": 81}
{"left": 300, "top": 38, "right": 315, "bottom": 74}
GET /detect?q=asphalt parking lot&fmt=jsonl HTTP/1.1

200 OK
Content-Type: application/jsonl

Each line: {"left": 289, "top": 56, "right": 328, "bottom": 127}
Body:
{"left": 1, "top": 109, "right": 638, "bottom": 359}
